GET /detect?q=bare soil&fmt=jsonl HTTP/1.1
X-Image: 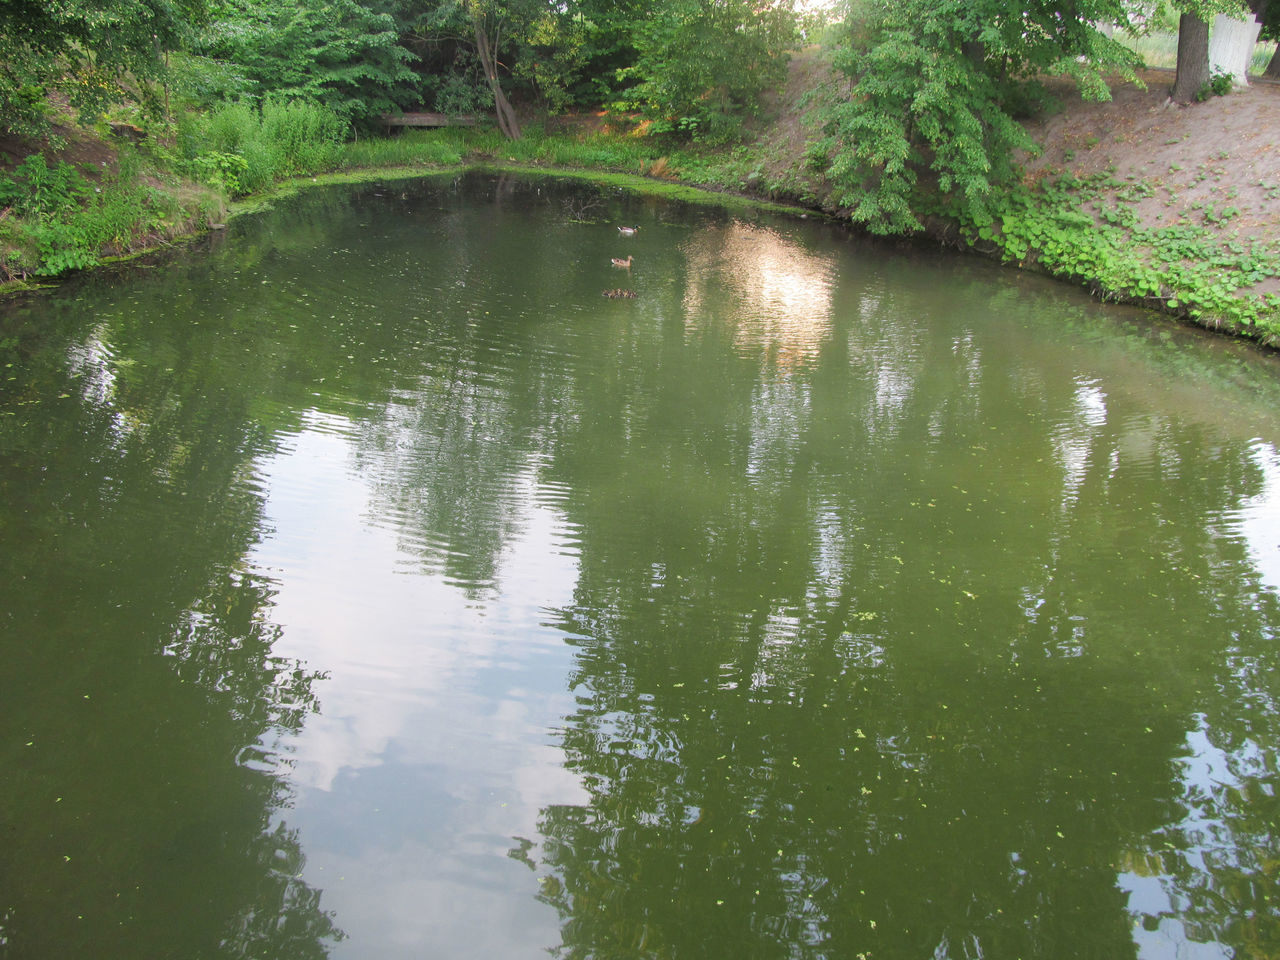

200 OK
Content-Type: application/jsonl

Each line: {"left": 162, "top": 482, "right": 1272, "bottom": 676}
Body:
{"left": 754, "top": 54, "right": 1280, "bottom": 313}
{"left": 0, "top": 95, "right": 120, "bottom": 176}
{"left": 1024, "top": 69, "right": 1280, "bottom": 247}
{"left": 759, "top": 54, "right": 1280, "bottom": 244}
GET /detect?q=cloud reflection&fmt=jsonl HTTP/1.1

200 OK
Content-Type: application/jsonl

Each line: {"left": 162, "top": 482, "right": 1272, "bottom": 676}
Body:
{"left": 679, "top": 222, "right": 836, "bottom": 369}
{"left": 246, "top": 413, "right": 587, "bottom": 958}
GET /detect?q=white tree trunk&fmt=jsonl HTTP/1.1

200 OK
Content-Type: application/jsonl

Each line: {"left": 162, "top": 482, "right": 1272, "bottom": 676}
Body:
{"left": 1208, "top": 13, "right": 1263, "bottom": 87}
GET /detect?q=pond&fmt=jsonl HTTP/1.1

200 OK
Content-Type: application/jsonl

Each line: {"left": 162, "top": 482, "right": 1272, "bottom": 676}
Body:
{"left": 2, "top": 172, "right": 1279, "bottom": 960}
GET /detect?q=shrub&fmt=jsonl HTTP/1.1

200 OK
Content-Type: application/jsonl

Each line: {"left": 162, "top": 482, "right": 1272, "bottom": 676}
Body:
{"left": 179, "top": 96, "right": 345, "bottom": 194}
{"left": 0, "top": 155, "right": 90, "bottom": 217}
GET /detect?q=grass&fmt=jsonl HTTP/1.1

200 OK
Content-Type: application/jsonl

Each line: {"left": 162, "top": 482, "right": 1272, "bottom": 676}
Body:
{"left": 178, "top": 98, "right": 346, "bottom": 194}
{"left": 1115, "top": 29, "right": 1277, "bottom": 75}
{"left": 336, "top": 130, "right": 464, "bottom": 169}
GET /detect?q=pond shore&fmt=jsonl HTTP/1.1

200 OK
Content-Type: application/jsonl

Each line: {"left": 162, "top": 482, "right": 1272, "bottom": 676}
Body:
{"left": 3, "top": 65, "right": 1278, "bottom": 348}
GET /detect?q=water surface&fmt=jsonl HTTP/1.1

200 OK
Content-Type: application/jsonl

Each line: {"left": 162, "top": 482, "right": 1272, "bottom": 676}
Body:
{"left": 2, "top": 173, "right": 1279, "bottom": 960}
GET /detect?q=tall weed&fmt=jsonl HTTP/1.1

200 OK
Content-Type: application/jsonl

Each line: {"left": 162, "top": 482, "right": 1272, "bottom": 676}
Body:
{"left": 335, "top": 130, "right": 464, "bottom": 169}
{"left": 181, "top": 97, "right": 345, "bottom": 194}
{"left": 0, "top": 148, "right": 216, "bottom": 280}
{"left": 0, "top": 155, "right": 89, "bottom": 216}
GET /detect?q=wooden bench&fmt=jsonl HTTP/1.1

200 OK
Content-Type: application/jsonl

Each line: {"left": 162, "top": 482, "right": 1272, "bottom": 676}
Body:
{"left": 381, "top": 112, "right": 479, "bottom": 131}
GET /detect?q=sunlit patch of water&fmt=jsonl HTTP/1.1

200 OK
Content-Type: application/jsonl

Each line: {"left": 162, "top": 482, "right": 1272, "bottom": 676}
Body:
{"left": 678, "top": 221, "right": 836, "bottom": 369}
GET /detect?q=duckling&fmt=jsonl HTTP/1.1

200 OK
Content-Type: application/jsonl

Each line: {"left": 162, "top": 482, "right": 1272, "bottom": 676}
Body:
{"left": 611, "top": 255, "right": 633, "bottom": 268}
{"left": 602, "top": 288, "right": 637, "bottom": 298}
{"left": 617, "top": 225, "right": 638, "bottom": 236}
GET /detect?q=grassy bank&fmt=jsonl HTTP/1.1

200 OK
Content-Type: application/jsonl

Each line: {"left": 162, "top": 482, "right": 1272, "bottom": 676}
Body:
{"left": 4, "top": 98, "right": 1278, "bottom": 347}
{"left": 0, "top": 149, "right": 225, "bottom": 284}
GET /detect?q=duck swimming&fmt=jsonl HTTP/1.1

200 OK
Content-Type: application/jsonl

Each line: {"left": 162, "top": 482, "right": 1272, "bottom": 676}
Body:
{"left": 611, "top": 255, "right": 633, "bottom": 268}
{"left": 617, "top": 225, "right": 638, "bottom": 236}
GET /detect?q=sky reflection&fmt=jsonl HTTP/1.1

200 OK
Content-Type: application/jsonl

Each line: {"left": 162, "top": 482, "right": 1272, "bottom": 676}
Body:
{"left": 246, "top": 413, "right": 586, "bottom": 957}
{"left": 679, "top": 221, "right": 836, "bottom": 369}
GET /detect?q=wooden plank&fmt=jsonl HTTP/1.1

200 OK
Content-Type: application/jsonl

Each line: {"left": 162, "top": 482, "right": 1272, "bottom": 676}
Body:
{"left": 381, "top": 112, "right": 479, "bottom": 128}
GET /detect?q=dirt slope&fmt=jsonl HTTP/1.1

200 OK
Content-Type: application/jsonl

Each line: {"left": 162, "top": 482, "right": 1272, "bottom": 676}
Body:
{"left": 1024, "top": 69, "right": 1280, "bottom": 259}
{"left": 756, "top": 54, "right": 1280, "bottom": 300}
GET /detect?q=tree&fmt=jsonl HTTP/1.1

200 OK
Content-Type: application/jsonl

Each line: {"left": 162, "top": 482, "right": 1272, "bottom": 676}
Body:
{"left": 1207, "top": 9, "right": 1263, "bottom": 84}
{"left": 406, "top": 0, "right": 537, "bottom": 138}
{"left": 1258, "top": 0, "right": 1280, "bottom": 77}
{"left": 1171, "top": 12, "right": 1213, "bottom": 101}
{"left": 559, "top": 0, "right": 650, "bottom": 107}
{"left": 197, "top": 0, "right": 420, "bottom": 126}
{"left": 622, "top": 0, "right": 797, "bottom": 144}
{"left": 467, "top": 0, "right": 523, "bottom": 137}
{"left": 817, "top": 0, "right": 1143, "bottom": 234}
{"left": 0, "top": 0, "right": 200, "bottom": 135}
{"left": 1169, "top": 0, "right": 1250, "bottom": 102}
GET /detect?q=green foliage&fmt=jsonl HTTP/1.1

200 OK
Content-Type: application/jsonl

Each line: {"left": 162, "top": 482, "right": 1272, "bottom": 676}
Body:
{"left": 0, "top": 149, "right": 213, "bottom": 280}
{"left": 1262, "top": 0, "right": 1280, "bottom": 43}
{"left": 420, "top": 54, "right": 494, "bottom": 116}
{"left": 0, "top": 74, "right": 52, "bottom": 139}
{"left": 621, "top": 0, "right": 797, "bottom": 144}
{"left": 188, "top": 152, "right": 251, "bottom": 194}
{"left": 0, "top": 156, "right": 90, "bottom": 217}
{"left": 1196, "top": 69, "right": 1235, "bottom": 100}
{"left": 179, "top": 97, "right": 346, "bottom": 194}
{"left": 196, "top": 0, "right": 419, "bottom": 126}
{"left": 512, "top": 8, "right": 592, "bottom": 114}
{"left": 815, "top": 0, "right": 1142, "bottom": 234}
{"left": 945, "top": 173, "right": 1280, "bottom": 340}
{"left": 0, "top": 0, "right": 197, "bottom": 133}
{"left": 165, "top": 50, "right": 254, "bottom": 106}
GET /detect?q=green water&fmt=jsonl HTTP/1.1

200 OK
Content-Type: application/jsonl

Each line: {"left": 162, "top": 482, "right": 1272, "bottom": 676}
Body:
{"left": 2, "top": 173, "right": 1279, "bottom": 960}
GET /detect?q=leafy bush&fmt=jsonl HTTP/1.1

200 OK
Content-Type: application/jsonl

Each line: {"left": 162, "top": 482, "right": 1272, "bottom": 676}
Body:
{"left": 1196, "top": 70, "right": 1235, "bottom": 101}
{"left": 188, "top": 152, "right": 250, "bottom": 195}
{"left": 180, "top": 97, "right": 345, "bottom": 194}
{"left": 0, "top": 155, "right": 90, "bottom": 217}
{"left": 622, "top": 0, "right": 797, "bottom": 145}
{"left": 422, "top": 54, "right": 495, "bottom": 117}
{"left": 814, "top": 0, "right": 1142, "bottom": 234}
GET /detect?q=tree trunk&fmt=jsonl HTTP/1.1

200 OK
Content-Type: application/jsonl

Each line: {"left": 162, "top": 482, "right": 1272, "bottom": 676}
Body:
{"left": 472, "top": 19, "right": 521, "bottom": 140}
{"left": 961, "top": 39, "right": 985, "bottom": 66}
{"left": 1252, "top": 0, "right": 1280, "bottom": 77}
{"left": 1171, "top": 13, "right": 1211, "bottom": 103}
{"left": 1208, "top": 12, "right": 1263, "bottom": 85}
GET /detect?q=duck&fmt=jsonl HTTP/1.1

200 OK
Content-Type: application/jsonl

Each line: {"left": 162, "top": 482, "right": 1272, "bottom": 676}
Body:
{"left": 611, "top": 255, "right": 633, "bottom": 268}
{"left": 617, "top": 225, "right": 639, "bottom": 236}
{"left": 602, "top": 288, "right": 637, "bottom": 298}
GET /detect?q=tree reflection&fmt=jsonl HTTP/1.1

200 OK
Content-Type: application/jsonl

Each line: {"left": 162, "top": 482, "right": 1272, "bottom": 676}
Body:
{"left": 519, "top": 247, "right": 1280, "bottom": 958}
{"left": 0, "top": 285, "right": 342, "bottom": 958}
